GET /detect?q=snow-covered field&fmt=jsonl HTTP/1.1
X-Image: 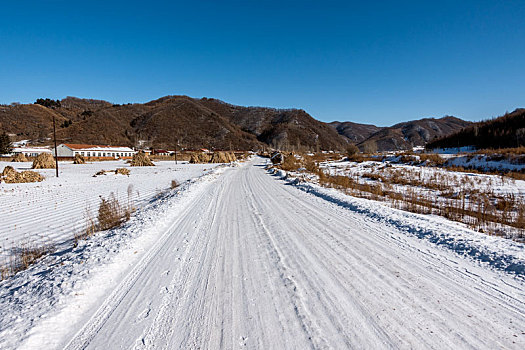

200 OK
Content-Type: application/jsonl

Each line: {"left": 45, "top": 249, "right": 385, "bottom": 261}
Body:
{"left": 1, "top": 157, "right": 524, "bottom": 349}
{"left": 0, "top": 160, "right": 219, "bottom": 260}
{"left": 322, "top": 159, "right": 525, "bottom": 197}
{"left": 310, "top": 158, "right": 525, "bottom": 240}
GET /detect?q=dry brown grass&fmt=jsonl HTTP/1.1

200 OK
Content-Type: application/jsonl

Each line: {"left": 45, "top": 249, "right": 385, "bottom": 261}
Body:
{"left": 419, "top": 153, "right": 446, "bottom": 166}
{"left": 171, "top": 180, "right": 180, "bottom": 189}
{"left": 0, "top": 242, "right": 54, "bottom": 280}
{"left": 115, "top": 168, "right": 130, "bottom": 175}
{"left": 97, "top": 193, "right": 132, "bottom": 231}
{"left": 74, "top": 210, "right": 96, "bottom": 245}
{"left": 279, "top": 154, "right": 301, "bottom": 171}
{"left": 475, "top": 147, "right": 525, "bottom": 156}
{"left": 296, "top": 161, "right": 525, "bottom": 241}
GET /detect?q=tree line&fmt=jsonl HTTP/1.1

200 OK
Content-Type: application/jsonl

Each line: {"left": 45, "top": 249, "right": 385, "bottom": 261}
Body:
{"left": 426, "top": 109, "right": 525, "bottom": 150}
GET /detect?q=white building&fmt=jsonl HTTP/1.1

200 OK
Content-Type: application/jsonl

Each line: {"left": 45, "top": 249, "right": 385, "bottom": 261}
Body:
{"left": 55, "top": 144, "right": 136, "bottom": 159}
{"left": 11, "top": 147, "right": 52, "bottom": 157}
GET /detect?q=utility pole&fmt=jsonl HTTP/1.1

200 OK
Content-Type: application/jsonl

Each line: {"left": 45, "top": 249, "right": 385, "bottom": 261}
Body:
{"left": 52, "top": 116, "right": 59, "bottom": 177}
{"left": 174, "top": 138, "right": 178, "bottom": 165}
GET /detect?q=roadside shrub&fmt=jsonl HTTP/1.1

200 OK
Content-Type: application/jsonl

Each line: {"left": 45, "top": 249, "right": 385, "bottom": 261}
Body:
{"left": 171, "top": 180, "right": 180, "bottom": 189}
{"left": 0, "top": 242, "right": 54, "bottom": 279}
{"left": 280, "top": 154, "right": 300, "bottom": 171}
{"left": 97, "top": 193, "right": 131, "bottom": 231}
{"left": 346, "top": 144, "right": 359, "bottom": 160}
{"left": 419, "top": 153, "right": 445, "bottom": 166}
{"left": 74, "top": 210, "right": 96, "bottom": 245}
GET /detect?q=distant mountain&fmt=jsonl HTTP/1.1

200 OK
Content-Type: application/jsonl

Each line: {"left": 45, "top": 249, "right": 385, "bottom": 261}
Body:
{"left": 426, "top": 109, "right": 525, "bottom": 150}
{"left": 0, "top": 95, "right": 473, "bottom": 152}
{"left": 198, "top": 98, "right": 347, "bottom": 151}
{"left": 329, "top": 121, "right": 382, "bottom": 144}
{"left": 330, "top": 116, "right": 471, "bottom": 152}
{"left": 0, "top": 96, "right": 348, "bottom": 151}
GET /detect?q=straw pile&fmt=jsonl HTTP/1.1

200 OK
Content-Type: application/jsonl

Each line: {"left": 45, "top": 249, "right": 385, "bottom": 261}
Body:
{"left": 115, "top": 168, "right": 130, "bottom": 175}
{"left": 1, "top": 166, "right": 16, "bottom": 178}
{"left": 210, "top": 152, "right": 236, "bottom": 163}
{"left": 227, "top": 152, "right": 237, "bottom": 162}
{"left": 130, "top": 151, "right": 155, "bottom": 167}
{"left": 12, "top": 153, "right": 28, "bottom": 162}
{"left": 73, "top": 154, "right": 86, "bottom": 164}
{"left": 1, "top": 166, "right": 44, "bottom": 183}
{"left": 32, "top": 153, "right": 56, "bottom": 169}
{"left": 189, "top": 152, "right": 211, "bottom": 164}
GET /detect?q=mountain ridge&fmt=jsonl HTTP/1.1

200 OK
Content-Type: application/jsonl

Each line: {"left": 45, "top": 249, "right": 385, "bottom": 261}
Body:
{"left": 0, "top": 96, "right": 470, "bottom": 152}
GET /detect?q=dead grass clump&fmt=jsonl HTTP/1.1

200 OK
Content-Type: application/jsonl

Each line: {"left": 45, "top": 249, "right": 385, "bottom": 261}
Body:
{"left": 1, "top": 242, "right": 54, "bottom": 279}
{"left": 1, "top": 166, "right": 44, "bottom": 183}
{"left": 97, "top": 193, "right": 131, "bottom": 231}
{"left": 73, "top": 153, "right": 86, "bottom": 164}
{"left": 74, "top": 210, "right": 96, "bottom": 245}
{"left": 171, "top": 179, "right": 179, "bottom": 189}
{"left": 280, "top": 154, "right": 300, "bottom": 171}
{"left": 130, "top": 151, "right": 155, "bottom": 166}
{"left": 419, "top": 153, "right": 446, "bottom": 166}
{"left": 32, "top": 153, "right": 56, "bottom": 169}
{"left": 11, "top": 153, "right": 28, "bottom": 162}
{"left": 115, "top": 168, "right": 130, "bottom": 175}
{"left": 17, "top": 245, "right": 50, "bottom": 271}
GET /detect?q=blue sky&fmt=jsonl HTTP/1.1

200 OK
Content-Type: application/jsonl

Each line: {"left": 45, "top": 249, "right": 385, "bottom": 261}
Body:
{"left": 1, "top": 0, "right": 524, "bottom": 125}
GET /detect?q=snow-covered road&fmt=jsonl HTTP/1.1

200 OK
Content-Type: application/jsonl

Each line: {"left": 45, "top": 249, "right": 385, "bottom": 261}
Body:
{"left": 17, "top": 158, "right": 525, "bottom": 348}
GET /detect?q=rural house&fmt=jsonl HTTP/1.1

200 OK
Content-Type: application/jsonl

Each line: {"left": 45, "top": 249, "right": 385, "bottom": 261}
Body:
{"left": 55, "top": 144, "right": 136, "bottom": 159}
{"left": 10, "top": 146, "right": 52, "bottom": 157}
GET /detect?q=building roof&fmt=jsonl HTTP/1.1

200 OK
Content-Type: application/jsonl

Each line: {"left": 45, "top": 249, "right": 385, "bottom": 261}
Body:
{"left": 12, "top": 147, "right": 52, "bottom": 153}
{"left": 63, "top": 144, "right": 135, "bottom": 152}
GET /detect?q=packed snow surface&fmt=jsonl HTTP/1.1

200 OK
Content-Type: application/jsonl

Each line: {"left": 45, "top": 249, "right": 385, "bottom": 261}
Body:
{"left": 1, "top": 158, "right": 525, "bottom": 349}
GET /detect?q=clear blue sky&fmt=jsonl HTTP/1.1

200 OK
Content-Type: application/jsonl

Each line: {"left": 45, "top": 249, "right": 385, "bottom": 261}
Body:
{"left": 1, "top": 0, "right": 524, "bottom": 126}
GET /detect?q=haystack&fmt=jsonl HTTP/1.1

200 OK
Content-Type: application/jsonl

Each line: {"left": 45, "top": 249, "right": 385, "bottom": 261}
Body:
{"left": 115, "top": 168, "right": 130, "bottom": 175}
{"left": 32, "top": 153, "right": 56, "bottom": 169}
{"left": 130, "top": 151, "right": 155, "bottom": 167}
{"left": 210, "top": 152, "right": 229, "bottom": 163}
{"left": 1, "top": 166, "right": 44, "bottom": 183}
{"left": 73, "top": 153, "right": 86, "bottom": 164}
{"left": 227, "top": 152, "right": 236, "bottom": 162}
{"left": 189, "top": 153, "right": 200, "bottom": 164}
{"left": 2, "top": 166, "right": 16, "bottom": 178}
{"left": 12, "top": 153, "right": 28, "bottom": 162}
{"left": 189, "top": 152, "right": 211, "bottom": 164}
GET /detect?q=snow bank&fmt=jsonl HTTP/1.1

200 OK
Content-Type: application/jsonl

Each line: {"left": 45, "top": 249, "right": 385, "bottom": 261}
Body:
{"left": 273, "top": 169, "right": 525, "bottom": 277}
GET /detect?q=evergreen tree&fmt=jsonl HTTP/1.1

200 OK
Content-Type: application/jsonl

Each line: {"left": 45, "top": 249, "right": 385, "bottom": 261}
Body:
{"left": 0, "top": 132, "right": 12, "bottom": 154}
